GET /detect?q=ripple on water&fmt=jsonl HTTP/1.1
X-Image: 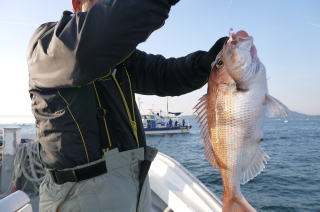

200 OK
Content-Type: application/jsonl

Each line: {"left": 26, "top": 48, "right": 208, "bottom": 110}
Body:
{"left": 261, "top": 206, "right": 297, "bottom": 212}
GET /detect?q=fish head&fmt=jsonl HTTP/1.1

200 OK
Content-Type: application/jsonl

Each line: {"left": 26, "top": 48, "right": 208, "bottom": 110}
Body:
{"left": 214, "top": 30, "right": 262, "bottom": 89}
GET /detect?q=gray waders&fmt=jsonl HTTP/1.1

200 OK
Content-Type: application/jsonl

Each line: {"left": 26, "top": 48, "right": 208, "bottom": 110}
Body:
{"left": 39, "top": 147, "right": 157, "bottom": 212}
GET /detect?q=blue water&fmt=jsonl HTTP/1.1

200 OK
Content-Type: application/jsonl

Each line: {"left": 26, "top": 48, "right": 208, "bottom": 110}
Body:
{"left": 146, "top": 118, "right": 320, "bottom": 212}
{"left": 1, "top": 118, "right": 320, "bottom": 211}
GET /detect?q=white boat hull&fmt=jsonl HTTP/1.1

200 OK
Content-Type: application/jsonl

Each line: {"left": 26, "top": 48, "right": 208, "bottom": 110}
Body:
{"left": 145, "top": 128, "right": 190, "bottom": 135}
{"left": 149, "top": 152, "right": 222, "bottom": 212}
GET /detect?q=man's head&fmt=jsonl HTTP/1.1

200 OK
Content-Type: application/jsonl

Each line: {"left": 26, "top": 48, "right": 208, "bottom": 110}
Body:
{"left": 72, "top": 0, "right": 102, "bottom": 13}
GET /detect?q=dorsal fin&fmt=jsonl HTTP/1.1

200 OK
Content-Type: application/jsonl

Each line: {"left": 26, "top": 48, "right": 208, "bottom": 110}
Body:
{"left": 194, "top": 94, "right": 219, "bottom": 168}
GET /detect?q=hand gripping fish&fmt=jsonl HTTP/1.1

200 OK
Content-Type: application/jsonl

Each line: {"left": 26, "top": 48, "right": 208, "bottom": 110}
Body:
{"left": 194, "top": 30, "right": 288, "bottom": 212}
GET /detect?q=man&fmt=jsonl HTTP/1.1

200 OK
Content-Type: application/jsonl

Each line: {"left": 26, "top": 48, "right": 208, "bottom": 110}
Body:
{"left": 27, "top": 0, "right": 228, "bottom": 211}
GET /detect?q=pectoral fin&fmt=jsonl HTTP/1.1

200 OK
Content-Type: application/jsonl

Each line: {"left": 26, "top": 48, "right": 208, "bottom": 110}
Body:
{"left": 264, "top": 94, "right": 289, "bottom": 118}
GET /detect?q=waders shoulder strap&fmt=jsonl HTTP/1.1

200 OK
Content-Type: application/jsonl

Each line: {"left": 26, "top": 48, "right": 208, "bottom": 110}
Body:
{"left": 111, "top": 68, "right": 140, "bottom": 148}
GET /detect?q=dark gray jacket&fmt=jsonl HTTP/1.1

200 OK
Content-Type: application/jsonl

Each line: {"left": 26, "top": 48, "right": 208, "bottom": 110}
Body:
{"left": 27, "top": 0, "right": 210, "bottom": 169}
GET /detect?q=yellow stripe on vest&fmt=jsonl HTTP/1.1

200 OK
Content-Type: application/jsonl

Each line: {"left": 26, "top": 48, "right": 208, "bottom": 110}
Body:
{"left": 58, "top": 90, "right": 90, "bottom": 162}
{"left": 112, "top": 69, "right": 139, "bottom": 148}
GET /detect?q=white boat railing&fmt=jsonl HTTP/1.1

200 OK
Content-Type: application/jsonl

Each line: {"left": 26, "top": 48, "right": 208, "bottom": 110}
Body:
{"left": 149, "top": 152, "right": 222, "bottom": 212}
{"left": 0, "top": 128, "right": 22, "bottom": 195}
{"left": 0, "top": 190, "right": 32, "bottom": 212}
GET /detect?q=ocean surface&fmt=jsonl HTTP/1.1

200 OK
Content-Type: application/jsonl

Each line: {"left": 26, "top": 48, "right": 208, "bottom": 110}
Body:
{"left": 1, "top": 118, "right": 320, "bottom": 212}
{"left": 147, "top": 117, "right": 320, "bottom": 212}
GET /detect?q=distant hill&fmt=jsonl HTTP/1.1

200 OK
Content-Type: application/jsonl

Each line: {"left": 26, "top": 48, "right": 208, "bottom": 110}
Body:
{"left": 281, "top": 110, "right": 320, "bottom": 120}
{"left": 266, "top": 110, "right": 320, "bottom": 120}
{"left": 184, "top": 110, "right": 320, "bottom": 121}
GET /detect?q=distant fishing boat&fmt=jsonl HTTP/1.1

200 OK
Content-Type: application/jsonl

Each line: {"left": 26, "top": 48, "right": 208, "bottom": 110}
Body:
{"left": 141, "top": 110, "right": 192, "bottom": 135}
{"left": 140, "top": 97, "right": 192, "bottom": 135}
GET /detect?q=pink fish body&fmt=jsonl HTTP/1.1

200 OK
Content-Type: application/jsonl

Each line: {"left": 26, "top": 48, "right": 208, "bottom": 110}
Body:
{"left": 194, "top": 30, "right": 287, "bottom": 212}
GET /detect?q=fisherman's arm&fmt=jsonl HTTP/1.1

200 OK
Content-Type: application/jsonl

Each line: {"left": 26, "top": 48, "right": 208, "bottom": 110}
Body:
{"left": 27, "top": 0, "right": 179, "bottom": 89}
{"left": 127, "top": 37, "right": 228, "bottom": 96}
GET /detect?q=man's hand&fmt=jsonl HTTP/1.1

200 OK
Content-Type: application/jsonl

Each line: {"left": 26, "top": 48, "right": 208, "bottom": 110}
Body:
{"left": 208, "top": 36, "right": 229, "bottom": 62}
{"left": 199, "top": 36, "right": 229, "bottom": 72}
{"left": 169, "top": 0, "right": 179, "bottom": 5}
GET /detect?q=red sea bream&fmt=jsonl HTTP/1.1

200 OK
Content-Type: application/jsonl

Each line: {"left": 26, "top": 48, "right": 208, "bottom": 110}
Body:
{"left": 194, "top": 30, "right": 287, "bottom": 212}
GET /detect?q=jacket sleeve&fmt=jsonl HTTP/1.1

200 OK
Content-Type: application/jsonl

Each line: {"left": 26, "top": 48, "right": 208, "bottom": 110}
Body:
{"left": 126, "top": 49, "right": 210, "bottom": 96}
{"left": 27, "top": 0, "right": 174, "bottom": 89}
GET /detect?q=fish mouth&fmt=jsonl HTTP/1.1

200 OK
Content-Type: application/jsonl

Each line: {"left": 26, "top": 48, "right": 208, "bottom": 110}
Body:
{"left": 218, "top": 30, "right": 260, "bottom": 84}
{"left": 228, "top": 30, "right": 257, "bottom": 60}
{"left": 230, "top": 30, "right": 251, "bottom": 43}
{"left": 229, "top": 30, "right": 252, "bottom": 44}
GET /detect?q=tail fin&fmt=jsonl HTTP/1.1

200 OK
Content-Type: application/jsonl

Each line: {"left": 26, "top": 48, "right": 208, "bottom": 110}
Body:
{"left": 223, "top": 193, "right": 257, "bottom": 212}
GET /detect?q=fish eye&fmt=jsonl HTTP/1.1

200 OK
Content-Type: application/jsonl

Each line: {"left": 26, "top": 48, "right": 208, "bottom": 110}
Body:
{"left": 216, "top": 59, "right": 224, "bottom": 69}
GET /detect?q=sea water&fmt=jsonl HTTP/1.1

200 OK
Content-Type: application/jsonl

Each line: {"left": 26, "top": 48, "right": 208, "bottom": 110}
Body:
{"left": 1, "top": 118, "right": 319, "bottom": 211}
{"left": 146, "top": 118, "right": 320, "bottom": 212}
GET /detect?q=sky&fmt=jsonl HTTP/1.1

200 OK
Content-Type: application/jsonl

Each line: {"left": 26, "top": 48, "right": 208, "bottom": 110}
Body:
{"left": 0, "top": 0, "right": 319, "bottom": 123}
